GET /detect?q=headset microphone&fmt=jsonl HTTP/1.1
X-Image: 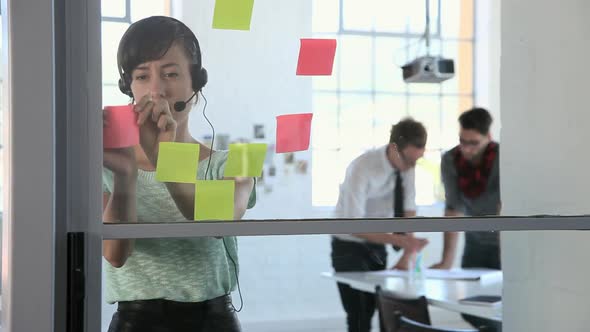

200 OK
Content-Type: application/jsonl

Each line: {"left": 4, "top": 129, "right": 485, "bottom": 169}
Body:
{"left": 173, "top": 92, "right": 197, "bottom": 112}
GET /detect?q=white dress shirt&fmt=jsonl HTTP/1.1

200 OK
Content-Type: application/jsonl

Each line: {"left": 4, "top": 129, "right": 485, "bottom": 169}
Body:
{"left": 333, "top": 145, "right": 416, "bottom": 243}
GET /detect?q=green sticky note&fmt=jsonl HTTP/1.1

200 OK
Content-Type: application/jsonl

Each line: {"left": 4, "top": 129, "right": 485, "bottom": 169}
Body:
{"left": 156, "top": 142, "right": 200, "bottom": 183}
{"left": 224, "top": 143, "right": 267, "bottom": 177}
{"left": 212, "top": 0, "right": 255, "bottom": 31}
{"left": 194, "top": 180, "right": 235, "bottom": 221}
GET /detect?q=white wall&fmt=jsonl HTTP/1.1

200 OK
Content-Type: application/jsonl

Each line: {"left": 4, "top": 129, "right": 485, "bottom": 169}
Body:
{"left": 474, "top": 0, "right": 501, "bottom": 139}
{"left": 177, "top": 0, "right": 312, "bottom": 143}
{"left": 501, "top": 0, "right": 590, "bottom": 331}
{"left": 176, "top": 0, "right": 316, "bottom": 221}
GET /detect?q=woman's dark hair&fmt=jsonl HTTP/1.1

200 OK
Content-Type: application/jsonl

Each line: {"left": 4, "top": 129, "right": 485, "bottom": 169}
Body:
{"left": 389, "top": 118, "right": 427, "bottom": 150}
{"left": 117, "top": 16, "right": 208, "bottom": 97}
{"left": 459, "top": 107, "right": 493, "bottom": 135}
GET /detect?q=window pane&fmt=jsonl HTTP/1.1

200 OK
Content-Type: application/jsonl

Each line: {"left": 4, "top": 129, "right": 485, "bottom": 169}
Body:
{"left": 374, "top": 0, "right": 439, "bottom": 34}
{"left": 407, "top": 83, "right": 441, "bottom": 95}
{"left": 339, "top": 94, "right": 374, "bottom": 149}
{"left": 429, "top": 0, "right": 440, "bottom": 35}
{"left": 102, "top": 233, "right": 507, "bottom": 331}
{"left": 102, "top": 0, "right": 126, "bottom": 18}
{"left": 312, "top": 0, "right": 340, "bottom": 33}
{"left": 312, "top": 93, "right": 340, "bottom": 149}
{"left": 375, "top": 37, "right": 406, "bottom": 93}
{"left": 312, "top": 147, "right": 365, "bottom": 207}
{"left": 312, "top": 149, "right": 342, "bottom": 206}
{"left": 415, "top": 150, "right": 444, "bottom": 206}
{"left": 373, "top": 0, "right": 412, "bottom": 33}
{"left": 441, "top": 96, "right": 473, "bottom": 149}
{"left": 407, "top": 84, "right": 442, "bottom": 95}
{"left": 102, "top": 22, "right": 129, "bottom": 85}
{"left": 441, "top": 0, "right": 473, "bottom": 39}
{"left": 343, "top": 0, "right": 439, "bottom": 34}
{"left": 440, "top": 41, "right": 473, "bottom": 95}
{"left": 130, "top": 0, "right": 168, "bottom": 22}
{"left": 342, "top": 0, "right": 373, "bottom": 31}
{"left": 339, "top": 36, "right": 372, "bottom": 91}
{"left": 408, "top": 96, "right": 442, "bottom": 149}
{"left": 373, "top": 95, "right": 406, "bottom": 146}
{"left": 97, "top": 0, "right": 481, "bottom": 223}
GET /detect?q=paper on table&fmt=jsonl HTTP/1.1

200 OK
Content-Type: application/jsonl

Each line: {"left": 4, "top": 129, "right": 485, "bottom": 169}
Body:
{"left": 155, "top": 142, "right": 200, "bottom": 183}
{"left": 459, "top": 295, "right": 502, "bottom": 307}
{"left": 212, "top": 0, "right": 255, "bottom": 31}
{"left": 194, "top": 180, "right": 235, "bottom": 221}
{"left": 103, "top": 105, "right": 139, "bottom": 148}
{"left": 224, "top": 143, "right": 267, "bottom": 177}
{"left": 370, "top": 269, "right": 503, "bottom": 282}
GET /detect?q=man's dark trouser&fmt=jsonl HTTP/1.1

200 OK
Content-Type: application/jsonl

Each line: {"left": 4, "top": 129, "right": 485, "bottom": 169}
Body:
{"left": 461, "top": 233, "right": 502, "bottom": 332}
{"left": 331, "top": 238, "right": 387, "bottom": 332}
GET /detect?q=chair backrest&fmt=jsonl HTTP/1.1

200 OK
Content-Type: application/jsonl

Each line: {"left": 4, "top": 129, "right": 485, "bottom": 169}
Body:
{"left": 396, "top": 312, "right": 482, "bottom": 332}
{"left": 375, "top": 286, "right": 431, "bottom": 332}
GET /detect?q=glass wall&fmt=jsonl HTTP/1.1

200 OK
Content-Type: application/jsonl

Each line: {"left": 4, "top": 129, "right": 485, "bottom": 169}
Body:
{"left": 100, "top": 0, "right": 490, "bottom": 223}
{"left": 95, "top": 0, "right": 590, "bottom": 331}
{"left": 98, "top": 1, "right": 508, "bottom": 331}
{"left": 101, "top": 232, "right": 508, "bottom": 332}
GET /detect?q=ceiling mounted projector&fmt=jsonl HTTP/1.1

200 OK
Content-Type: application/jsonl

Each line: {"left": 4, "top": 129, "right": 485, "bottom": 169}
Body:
{"left": 401, "top": 0, "right": 455, "bottom": 84}
{"left": 402, "top": 56, "right": 455, "bottom": 83}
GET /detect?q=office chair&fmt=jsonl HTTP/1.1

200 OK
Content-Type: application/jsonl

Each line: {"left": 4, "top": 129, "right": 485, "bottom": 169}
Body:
{"left": 375, "top": 286, "right": 431, "bottom": 332}
{"left": 395, "top": 312, "right": 492, "bottom": 332}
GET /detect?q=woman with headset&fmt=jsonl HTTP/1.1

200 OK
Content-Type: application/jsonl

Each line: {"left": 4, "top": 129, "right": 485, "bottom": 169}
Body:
{"left": 102, "top": 16, "right": 256, "bottom": 332}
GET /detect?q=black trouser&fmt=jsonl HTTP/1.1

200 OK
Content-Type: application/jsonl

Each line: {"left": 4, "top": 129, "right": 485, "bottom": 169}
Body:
{"left": 107, "top": 295, "right": 240, "bottom": 332}
{"left": 461, "top": 234, "right": 502, "bottom": 332}
{"left": 461, "top": 238, "right": 501, "bottom": 270}
{"left": 331, "top": 238, "right": 387, "bottom": 332}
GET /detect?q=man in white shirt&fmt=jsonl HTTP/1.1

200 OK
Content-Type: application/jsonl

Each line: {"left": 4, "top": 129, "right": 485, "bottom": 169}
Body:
{"left": 331, "top": 118, "right": 430, "bottom": 332}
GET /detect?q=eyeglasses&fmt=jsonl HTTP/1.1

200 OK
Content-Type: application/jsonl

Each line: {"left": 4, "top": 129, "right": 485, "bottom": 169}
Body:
{"left": 459, "top": 138, "right": 482, "bottom": 147}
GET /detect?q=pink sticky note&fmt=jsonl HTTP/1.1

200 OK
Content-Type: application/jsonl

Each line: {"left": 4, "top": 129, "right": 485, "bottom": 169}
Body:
{"left": 276, "top": 113, "right": 313, "bottom": 153}
{"left": 103, "top": 105, "right": 139, "bottom": 149}
{"left": 296, "top": 39, "right": 337, "bottom": 76}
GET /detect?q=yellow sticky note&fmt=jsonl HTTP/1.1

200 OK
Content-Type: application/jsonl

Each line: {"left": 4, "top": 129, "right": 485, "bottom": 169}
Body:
{"left": 212, "top": 0, "right": 255, "bottom": 31}
{"left": 194, "top": 180, "right": 235, "bottom": 221}
{"left": 156, "top": 142, "right": 200, "bottom": 183}
{"left": 224, "top": 143, "right": 267, "bottom": 177}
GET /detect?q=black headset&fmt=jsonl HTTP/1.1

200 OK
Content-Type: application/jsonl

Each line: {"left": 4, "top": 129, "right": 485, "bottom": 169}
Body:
{"left": 117, "top": 16, "right": 208, "bottom": 111}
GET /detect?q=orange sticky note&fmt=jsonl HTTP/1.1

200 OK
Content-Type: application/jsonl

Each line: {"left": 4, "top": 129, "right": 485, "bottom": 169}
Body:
{"left": 194, "top": 180, "right": 235, "bottom": 221}
{"left": 103, "top": 105, "right": 139, "bottom": 148}
{"left": 276, "top": 113, "right": 313, "bottom": 153}
{"left": 296, "top": 39, "right": 337, "bottom": 76}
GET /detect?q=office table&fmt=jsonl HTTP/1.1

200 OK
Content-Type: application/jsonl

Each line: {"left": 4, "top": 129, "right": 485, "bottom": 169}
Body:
{"left": 322, "top": 270, "right": 502, "bottom": 321}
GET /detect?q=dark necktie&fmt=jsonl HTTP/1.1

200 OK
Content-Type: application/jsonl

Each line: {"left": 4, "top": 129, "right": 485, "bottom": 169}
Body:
{"left": 394, "top": 170, "right": 404, "bottom": 217}
{"left": 392, "top": 170, "right": 405, "bottom": 251}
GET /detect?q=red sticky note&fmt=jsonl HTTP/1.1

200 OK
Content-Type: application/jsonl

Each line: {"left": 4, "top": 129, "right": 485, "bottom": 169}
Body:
{"left": 296, "top": 39, "right": 337, "bottom": 76}
{"left": 103, "top": 105, "right": 139, "bottom": 149}
{"left": 276, "top": 113, "right": 313, "bottom": 153}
